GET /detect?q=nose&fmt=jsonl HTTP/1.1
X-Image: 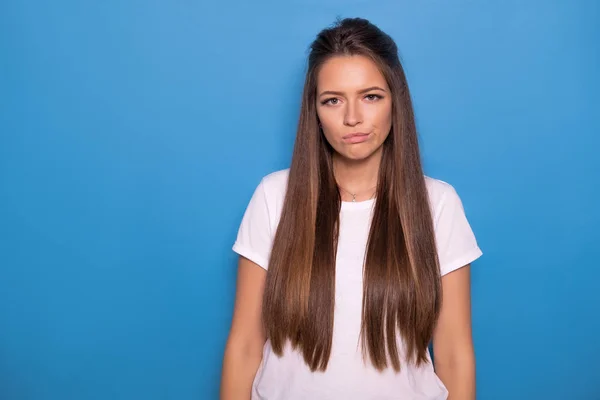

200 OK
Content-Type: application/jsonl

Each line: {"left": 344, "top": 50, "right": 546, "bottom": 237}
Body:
{"left": 343, "top": 100, "right": 362, "bottom": 127}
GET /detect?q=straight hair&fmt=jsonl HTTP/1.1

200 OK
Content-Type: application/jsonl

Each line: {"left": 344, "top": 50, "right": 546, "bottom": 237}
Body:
{"left": 262, "top": 17, "right": 442, "bottom": 372}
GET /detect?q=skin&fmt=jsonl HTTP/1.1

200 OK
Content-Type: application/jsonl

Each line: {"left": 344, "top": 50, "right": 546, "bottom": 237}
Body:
{"left": 220, "top": 55, "right": 475, "bottom": 400}
{"left": 220, "top": 257, "right": 266, "bottom": 400}
{"left": 433, "top": 264, "right": 476, "bottom": 400}
{"left": 316, "top": 55, "right": 392, "bottom": 202}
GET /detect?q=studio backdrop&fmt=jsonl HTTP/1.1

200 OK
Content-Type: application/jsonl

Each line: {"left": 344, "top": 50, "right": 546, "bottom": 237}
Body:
{"left": 1, "top": 1, "right": 598, "bottom": 399}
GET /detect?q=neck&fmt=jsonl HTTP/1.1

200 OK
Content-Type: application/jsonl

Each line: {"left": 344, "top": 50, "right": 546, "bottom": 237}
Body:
{"left": 333, "top": 147, "right": 382, "bottom": 202}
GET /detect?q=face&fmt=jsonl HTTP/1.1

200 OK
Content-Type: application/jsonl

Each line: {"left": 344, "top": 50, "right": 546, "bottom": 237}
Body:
{"left": 316, "top": 55, "right": 392, "bottom": 162}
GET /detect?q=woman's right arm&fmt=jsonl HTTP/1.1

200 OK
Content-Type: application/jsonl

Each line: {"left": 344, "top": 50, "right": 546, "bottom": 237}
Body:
{"left": 220, "top": 256, "right": 267, "bottom": 400}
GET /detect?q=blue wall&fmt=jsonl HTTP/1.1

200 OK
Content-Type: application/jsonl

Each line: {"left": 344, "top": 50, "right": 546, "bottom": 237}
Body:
{"left": 1, "top": 1, "right": 598, "bottom": 399}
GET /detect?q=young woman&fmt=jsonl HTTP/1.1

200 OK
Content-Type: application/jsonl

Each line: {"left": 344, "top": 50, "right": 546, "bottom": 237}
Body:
{"left": 221, "top": 17, "right": 482, "bottom": 400}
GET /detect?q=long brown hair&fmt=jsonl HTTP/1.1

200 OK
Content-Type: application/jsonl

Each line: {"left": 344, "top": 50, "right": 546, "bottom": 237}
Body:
{"left": 263, "top": 17, "right": 441, "bottom": 373}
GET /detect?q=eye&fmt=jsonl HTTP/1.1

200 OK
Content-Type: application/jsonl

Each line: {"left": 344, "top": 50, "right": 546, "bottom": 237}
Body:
{"left": 365, "top": 94, "right": 383, "bottom": 101}
{"left": 321, "top": 97, "right": 340, "bottom": 105}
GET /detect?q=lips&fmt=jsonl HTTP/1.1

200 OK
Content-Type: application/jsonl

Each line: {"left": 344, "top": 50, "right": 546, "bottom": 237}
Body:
{"left": 342, "top": 132, "right": 371, "bottom": 144}
{"left": 342, "top": 132, "right": 370, "bottom": 139}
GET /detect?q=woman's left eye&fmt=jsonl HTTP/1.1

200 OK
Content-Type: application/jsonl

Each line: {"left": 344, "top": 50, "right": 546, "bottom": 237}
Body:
{"left": 365, "top": 94, "right": 382, "bottom": 101}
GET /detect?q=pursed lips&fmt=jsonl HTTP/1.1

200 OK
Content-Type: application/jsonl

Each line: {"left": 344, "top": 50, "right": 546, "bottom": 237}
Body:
{"left": 342, "top": 132, "right": 371, "bottom": 143}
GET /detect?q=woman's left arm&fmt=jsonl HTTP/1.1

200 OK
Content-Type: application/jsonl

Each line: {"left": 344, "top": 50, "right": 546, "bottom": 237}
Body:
{"left": 432, "top": 264, "right": 476, "bottom": 400}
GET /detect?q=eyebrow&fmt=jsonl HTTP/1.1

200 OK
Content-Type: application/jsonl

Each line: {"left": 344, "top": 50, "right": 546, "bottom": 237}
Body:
{"left": 318, "top": 86, "right": 387, "bottom": 97}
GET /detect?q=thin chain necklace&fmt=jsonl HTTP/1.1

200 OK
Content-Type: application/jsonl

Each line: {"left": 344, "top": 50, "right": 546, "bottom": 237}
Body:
{"left": 338, "top": 184, "right": 378, "bottom": 202}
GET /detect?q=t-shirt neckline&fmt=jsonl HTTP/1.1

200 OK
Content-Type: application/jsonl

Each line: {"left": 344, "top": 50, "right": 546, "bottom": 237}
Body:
{"left": 340, "top": 197, "right": 376, "bottom": 211}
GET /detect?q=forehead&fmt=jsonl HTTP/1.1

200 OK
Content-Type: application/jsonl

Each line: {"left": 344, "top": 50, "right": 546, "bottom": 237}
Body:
{"left": 317, "top": 55, "right": 388, "bottom": 91}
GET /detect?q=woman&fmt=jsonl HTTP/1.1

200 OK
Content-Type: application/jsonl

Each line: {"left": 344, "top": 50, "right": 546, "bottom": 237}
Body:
{"left": 221, "top": 17, "right": 482, "bottom": 400}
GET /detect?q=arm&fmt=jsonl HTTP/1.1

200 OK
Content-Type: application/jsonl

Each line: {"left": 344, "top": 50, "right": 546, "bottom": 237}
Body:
{"left": 220, "top": 256, "right": 267, "bottom": 400}
{"left": 432, "top": 264, "right": 476, "bottom": 400}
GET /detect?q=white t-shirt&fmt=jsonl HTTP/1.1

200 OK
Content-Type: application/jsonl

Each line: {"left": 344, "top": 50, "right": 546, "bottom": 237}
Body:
{"left": 232, "top": 169, "right": 483, "bottom": 400}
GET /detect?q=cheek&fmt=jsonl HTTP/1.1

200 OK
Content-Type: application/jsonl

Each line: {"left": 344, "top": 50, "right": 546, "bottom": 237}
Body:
{"left": 320, "top": 126, "right": 337, "bottom": 148}
{"left": 372, "top": 103, "right": 392, "bottom": 129}
{"left": 373, "top": 106, "right": 392, "bottom": 145}
{"left": 317, "top": 112, "right": 339, "bottom": 139}
{"left": 317, "top": 108, "right": 337, "bottom": 126}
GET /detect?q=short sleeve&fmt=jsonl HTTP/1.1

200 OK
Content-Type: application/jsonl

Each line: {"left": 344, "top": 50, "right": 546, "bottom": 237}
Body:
{"left": 232, "top": 179, "right": 273, "bottom": 270}
{"left": 434, "top": 185, "right": 483, "bottom": 276}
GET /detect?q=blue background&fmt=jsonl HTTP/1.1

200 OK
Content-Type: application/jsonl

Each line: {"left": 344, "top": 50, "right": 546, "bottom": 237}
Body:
{"left": 1, "top": 1, "right": 598, "bottom": 399}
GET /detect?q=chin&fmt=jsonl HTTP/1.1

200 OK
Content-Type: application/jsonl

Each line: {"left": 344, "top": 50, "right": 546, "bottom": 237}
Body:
{"left": 339, "top": 148, "right": 377, "bottom": 162}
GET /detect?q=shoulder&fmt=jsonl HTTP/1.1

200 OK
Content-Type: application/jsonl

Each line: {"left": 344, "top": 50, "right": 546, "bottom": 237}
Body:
{"left": 233, "top": 169, "right": 290, "bottom": 269}
{"left": 424, "top": 175, "right": 457, "bottom": 201}
{"left": 253, "top": 168, "right": 289, "bottom": 221}
{"left": 424, "top": 175, "right": 482, "bottom": 273}
{"left": 260, "top": 168, "right": 289, "bottom": 194}
{"left": 424, "top": 175, "right": 463, "bottom": 222}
